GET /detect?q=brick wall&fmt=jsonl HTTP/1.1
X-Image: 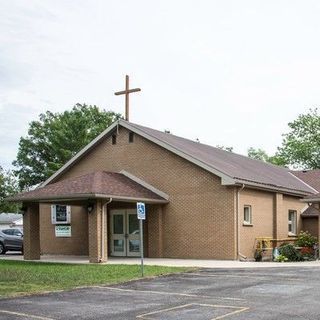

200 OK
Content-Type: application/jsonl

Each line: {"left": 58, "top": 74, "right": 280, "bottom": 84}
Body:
{"left": 239, "top": 188, "right": 274, "bottom": 258}
{"left": 23, "top": 202, "right": 40, "bottom": 260}
{"left": 39, "top": 203, "right": 88, "bottom": 255}
{"left": 238, "top": 189, "right": 307, "bottom": 259}
{"left": 48, "top": 127, "right": 236, "bottom": 260}
{"left": 282, "top": 195, "right": 307, "bottom": 238}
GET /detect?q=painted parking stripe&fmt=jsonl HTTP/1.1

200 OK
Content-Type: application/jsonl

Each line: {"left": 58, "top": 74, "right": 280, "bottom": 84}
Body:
{"left": 0, "top": 310, "right": 55, "bottom": 320}
{"left": 137, "top": 303, "right": 249, "bottom": 320}
{"left": 183, "top": 272, "right": 300, "bottom": 281}
{"left": 97, "top": 286, "right": 246, "bottom": 301}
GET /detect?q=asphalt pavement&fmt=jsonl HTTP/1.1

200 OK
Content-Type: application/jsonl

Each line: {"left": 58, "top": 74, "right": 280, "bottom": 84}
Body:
{"left": 1, "top": 267, "right": 320, "bottom": 319}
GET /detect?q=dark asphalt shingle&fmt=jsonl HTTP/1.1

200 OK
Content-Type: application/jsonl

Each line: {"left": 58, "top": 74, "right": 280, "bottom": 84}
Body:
{"left": 9, "top": 171, "right": 166, "bottom": 202}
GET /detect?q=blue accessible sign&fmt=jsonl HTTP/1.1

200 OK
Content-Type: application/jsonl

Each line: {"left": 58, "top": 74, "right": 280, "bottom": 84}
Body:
{"left": 137, "top": 202, "right": 146, "bottom": 220}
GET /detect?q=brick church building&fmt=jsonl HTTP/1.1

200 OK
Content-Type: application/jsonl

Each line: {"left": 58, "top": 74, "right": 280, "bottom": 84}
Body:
{"left": 10, "top": 120, "right": 319, "bottom": 262}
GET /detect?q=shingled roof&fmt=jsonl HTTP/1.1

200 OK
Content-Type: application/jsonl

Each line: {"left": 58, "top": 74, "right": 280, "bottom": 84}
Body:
{"left": 291, "top": 170, "right": 320, "bottom": 193}
{"left": 9, "top": 171, "right": 168, "bottom": 203}
{"left": 42, "top": 120, "right": 316, "bottom": 196}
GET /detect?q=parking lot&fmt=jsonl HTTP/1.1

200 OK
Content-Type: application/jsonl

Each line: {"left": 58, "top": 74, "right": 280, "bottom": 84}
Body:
{"left": 1, "top": 267, "right": 320, "bottom": 319}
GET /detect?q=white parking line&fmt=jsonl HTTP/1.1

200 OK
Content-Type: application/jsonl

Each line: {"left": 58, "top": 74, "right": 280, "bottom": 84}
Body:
{"left": 184, "top": 272, "right": 300, "bottom": 281}
{"left": 136, "top": 303, "right": 249, "bottom": 320}
{"left": 96, "top": 286, "right": 246, "bottom": 301}
{"left": 0, "top": 310, "right": 55, "bottom": 320}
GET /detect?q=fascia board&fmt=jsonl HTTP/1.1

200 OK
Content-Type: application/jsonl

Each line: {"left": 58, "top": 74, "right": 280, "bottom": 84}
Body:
{"left": 9, "top": 193, "right": 168, "bottom": 204}
{"left": 301, "top": 198, "right": 320, "bottom": 203}
{"left": 234, "top": 179, "right": 312, "bottom": 197}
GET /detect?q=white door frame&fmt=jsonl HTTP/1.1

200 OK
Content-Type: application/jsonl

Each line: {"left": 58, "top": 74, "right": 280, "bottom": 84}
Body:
{"left": 110, "top": 209, "right": 141, "bottom": 257}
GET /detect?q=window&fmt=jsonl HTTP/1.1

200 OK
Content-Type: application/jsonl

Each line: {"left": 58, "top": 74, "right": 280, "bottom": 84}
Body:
{"left": 12, "top": 229, "right": 23, "bottom": 236}
{"left": 288, "top": 210, "right": 297, "bottom": 235}
{"left": 2, "top": 229, "right": 13, "bottom": 235}
{"left": 243, "top": 205, "right": 252, "bottom": 225}
{"left": 51, "top": 205, "right": 71, "bottom": 224}
{"left": 112, "top": 134, "right": 117, "bottom": 145}
{"left": 129, "top": 132, "right": 134, "bottom": 143}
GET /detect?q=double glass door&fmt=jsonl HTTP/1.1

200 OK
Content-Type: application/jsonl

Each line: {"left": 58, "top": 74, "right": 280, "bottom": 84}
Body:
{"left": 110, "top": 209, "right": 140, "bottom": 257}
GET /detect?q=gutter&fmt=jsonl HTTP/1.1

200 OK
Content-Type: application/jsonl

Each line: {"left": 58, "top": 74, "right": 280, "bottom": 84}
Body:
{"left": 8, "top": 194, "right": 169, "bottom": 204}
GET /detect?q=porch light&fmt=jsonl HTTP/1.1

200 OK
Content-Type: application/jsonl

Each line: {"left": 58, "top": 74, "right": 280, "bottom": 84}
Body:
{"left": 87, "top": 203, "right": 94, "bottom": 213}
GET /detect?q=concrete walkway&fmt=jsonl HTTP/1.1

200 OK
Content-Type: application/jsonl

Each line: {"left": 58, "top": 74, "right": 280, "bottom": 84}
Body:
{"left": 2, "top": 253, "right": 320, "bottom": 268}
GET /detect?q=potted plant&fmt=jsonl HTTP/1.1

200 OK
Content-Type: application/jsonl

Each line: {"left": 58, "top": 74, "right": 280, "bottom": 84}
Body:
{"left": 254, "top": 248, "right": 262, "bottom": 262}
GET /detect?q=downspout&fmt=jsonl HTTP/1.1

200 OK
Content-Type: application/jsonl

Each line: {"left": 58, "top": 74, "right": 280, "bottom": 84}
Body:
{"left": 237, "top": 184, "right": 247, "bottom": 260}
{"left": 100, "top": 198, "right": 113, "bottom": 262}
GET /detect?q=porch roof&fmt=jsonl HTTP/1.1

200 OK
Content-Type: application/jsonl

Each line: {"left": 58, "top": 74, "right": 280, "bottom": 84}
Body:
{"left": 8, "top": 171, "right": 169, "bottom": 204}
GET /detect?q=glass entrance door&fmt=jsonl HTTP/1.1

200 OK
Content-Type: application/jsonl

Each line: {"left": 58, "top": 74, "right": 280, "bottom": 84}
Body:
{"left": 126, "top": 210, "right": 140, "bottom": 257}
{"left": 110, "top": 210, "right": 126, "bottom": 256}
{"left": 110, "top": 209, "right": 140, "bottom": 257}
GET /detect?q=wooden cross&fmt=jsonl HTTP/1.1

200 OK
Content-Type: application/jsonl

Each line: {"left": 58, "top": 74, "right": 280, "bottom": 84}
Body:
{"left": 114, "top": 75, "right": 141, "bottom": 121}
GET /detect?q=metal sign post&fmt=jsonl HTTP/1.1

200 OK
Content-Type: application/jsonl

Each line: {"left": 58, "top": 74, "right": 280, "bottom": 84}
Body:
{"left": 137, "top": 202, "right": 146, "bottom": 277}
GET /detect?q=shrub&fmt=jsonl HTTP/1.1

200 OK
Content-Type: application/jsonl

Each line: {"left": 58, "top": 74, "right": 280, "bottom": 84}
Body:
{"left": 278, "top": 244, "right": 302, "bottom": 261}
{"left": 295, "top": 231, "right": 317, "bottom": 248}
{"left": 275, "top": 254, "right": 288, "bottom": 262}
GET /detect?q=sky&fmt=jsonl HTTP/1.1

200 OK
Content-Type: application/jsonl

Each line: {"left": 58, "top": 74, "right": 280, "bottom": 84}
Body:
{"left": 1, "top": 0, "right": 320, "bottom": 170}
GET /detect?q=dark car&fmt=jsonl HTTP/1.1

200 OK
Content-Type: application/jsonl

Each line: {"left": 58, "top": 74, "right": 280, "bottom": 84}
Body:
{"left": 0, "top": 228, "right": 23, "bottom": 254}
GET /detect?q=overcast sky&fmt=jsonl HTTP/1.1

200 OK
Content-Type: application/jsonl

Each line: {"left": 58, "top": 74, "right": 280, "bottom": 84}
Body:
{"left": 1, "top": 1, "right": 320, "bottom": 170}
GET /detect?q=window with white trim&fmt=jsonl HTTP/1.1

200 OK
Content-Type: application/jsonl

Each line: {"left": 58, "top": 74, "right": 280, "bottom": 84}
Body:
{"left": 243, "top": 205, "right": 252, "bottom": 225}
{"left": 288, "top": 210, "right": 297, "bottom": 235}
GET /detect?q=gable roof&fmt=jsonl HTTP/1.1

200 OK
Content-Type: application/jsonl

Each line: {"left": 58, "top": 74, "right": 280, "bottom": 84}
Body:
{"left": 290, "top": 170, "right": 320, "bottom": 193}
{"left": 42, "top": 120, "right": 316, "bottom": 196}
{"left": 9, "top": 171, "right": 168, "bottom": 203}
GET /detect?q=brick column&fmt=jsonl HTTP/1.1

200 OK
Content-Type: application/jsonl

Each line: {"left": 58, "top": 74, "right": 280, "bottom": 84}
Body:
{"left": 88, "top": 200, "right": 102, "bottom": 263}
{"left": 158, "top": 206, "right": 164, "bottom": 258}
{"left": 147, "top": 205, "right": 164, "bottom": 258}
{"left": 23, "top": 202, "right": 40, "bottom": 260}
{"left": 273, "top": 193, "right": 283, "bottom": 240}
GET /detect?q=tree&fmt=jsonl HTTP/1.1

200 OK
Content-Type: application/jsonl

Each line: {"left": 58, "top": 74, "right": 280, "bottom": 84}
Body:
{"left": 0, "top": 167, "right": 20, "bottom": 212}
{"left": 13, "top": 104, "right": 121, "bottom": 189}
{"left": 276, "top": 108, "right": 320, "bottom": 169}
{"left": 247, "top": 147, "right": 286, "bottom": 166}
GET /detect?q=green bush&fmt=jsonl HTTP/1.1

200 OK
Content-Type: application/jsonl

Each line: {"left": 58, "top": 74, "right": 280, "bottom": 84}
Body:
{"left": 275, "top": 254, "right": 288, "bottom": 262}
{"left": 279, "top": 244, "right": 302, "bottom": 261}
{"left": 295, "top": 231, "right": 317, "bottom": 248}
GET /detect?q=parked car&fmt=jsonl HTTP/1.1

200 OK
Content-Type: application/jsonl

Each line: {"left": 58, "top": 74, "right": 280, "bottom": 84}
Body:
{"left": 0, "top": 228, "right": 23, "bottom": 254}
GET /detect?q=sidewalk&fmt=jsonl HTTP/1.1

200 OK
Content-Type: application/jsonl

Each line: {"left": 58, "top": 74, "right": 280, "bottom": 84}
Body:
{"left": 2, "top": 253, "right": 320, "bottom": 268}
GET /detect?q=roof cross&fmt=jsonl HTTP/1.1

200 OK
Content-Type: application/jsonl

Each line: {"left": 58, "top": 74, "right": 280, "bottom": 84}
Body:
{"left": 114, "top": 75, "right": 141, "bottom": 121}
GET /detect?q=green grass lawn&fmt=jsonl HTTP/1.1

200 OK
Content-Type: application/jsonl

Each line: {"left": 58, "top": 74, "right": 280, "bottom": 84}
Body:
{"left": 0, "top": 260, "right": 190, "bottom": 298}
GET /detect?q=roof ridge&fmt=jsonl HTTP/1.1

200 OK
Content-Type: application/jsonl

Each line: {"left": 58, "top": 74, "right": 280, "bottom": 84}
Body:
{"left": 126, "top": 120, "right": 291, "bottom": 172}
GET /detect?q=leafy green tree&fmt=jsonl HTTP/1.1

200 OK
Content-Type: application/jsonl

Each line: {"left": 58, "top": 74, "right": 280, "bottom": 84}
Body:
{"left": 247, "top": 147, "right": 286, "bottom": 166}
{"left": 276, "top": 108, "right": 320, "bottom": 169}
{"left": 13, "top": 104, "right": 121, "bottom": 189}
{"left": 0, "top": 167, "right": 20, "bottom": 212}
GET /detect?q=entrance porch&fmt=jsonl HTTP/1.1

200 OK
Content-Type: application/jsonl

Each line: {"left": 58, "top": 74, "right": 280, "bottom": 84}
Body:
{"left": 8, "top": 171, "right": 168, "bottom": 263}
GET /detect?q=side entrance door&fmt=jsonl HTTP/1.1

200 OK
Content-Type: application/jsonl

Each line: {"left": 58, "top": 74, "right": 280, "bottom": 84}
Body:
{"left": 110, "top": 209, "right": 140, "bottom": 257}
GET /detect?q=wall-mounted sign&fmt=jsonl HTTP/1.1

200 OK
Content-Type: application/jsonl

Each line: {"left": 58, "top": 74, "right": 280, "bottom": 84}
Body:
{"left": 55, "top": 225, "right": 71, "bottom": 237}
{"left": 51, "top": 205, "right": 71, "bottom": 224}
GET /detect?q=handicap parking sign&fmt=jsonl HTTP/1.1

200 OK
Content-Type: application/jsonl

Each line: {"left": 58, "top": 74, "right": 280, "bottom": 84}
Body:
{"left": 137, "top": 202, "right": 146, "bottom": 220}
